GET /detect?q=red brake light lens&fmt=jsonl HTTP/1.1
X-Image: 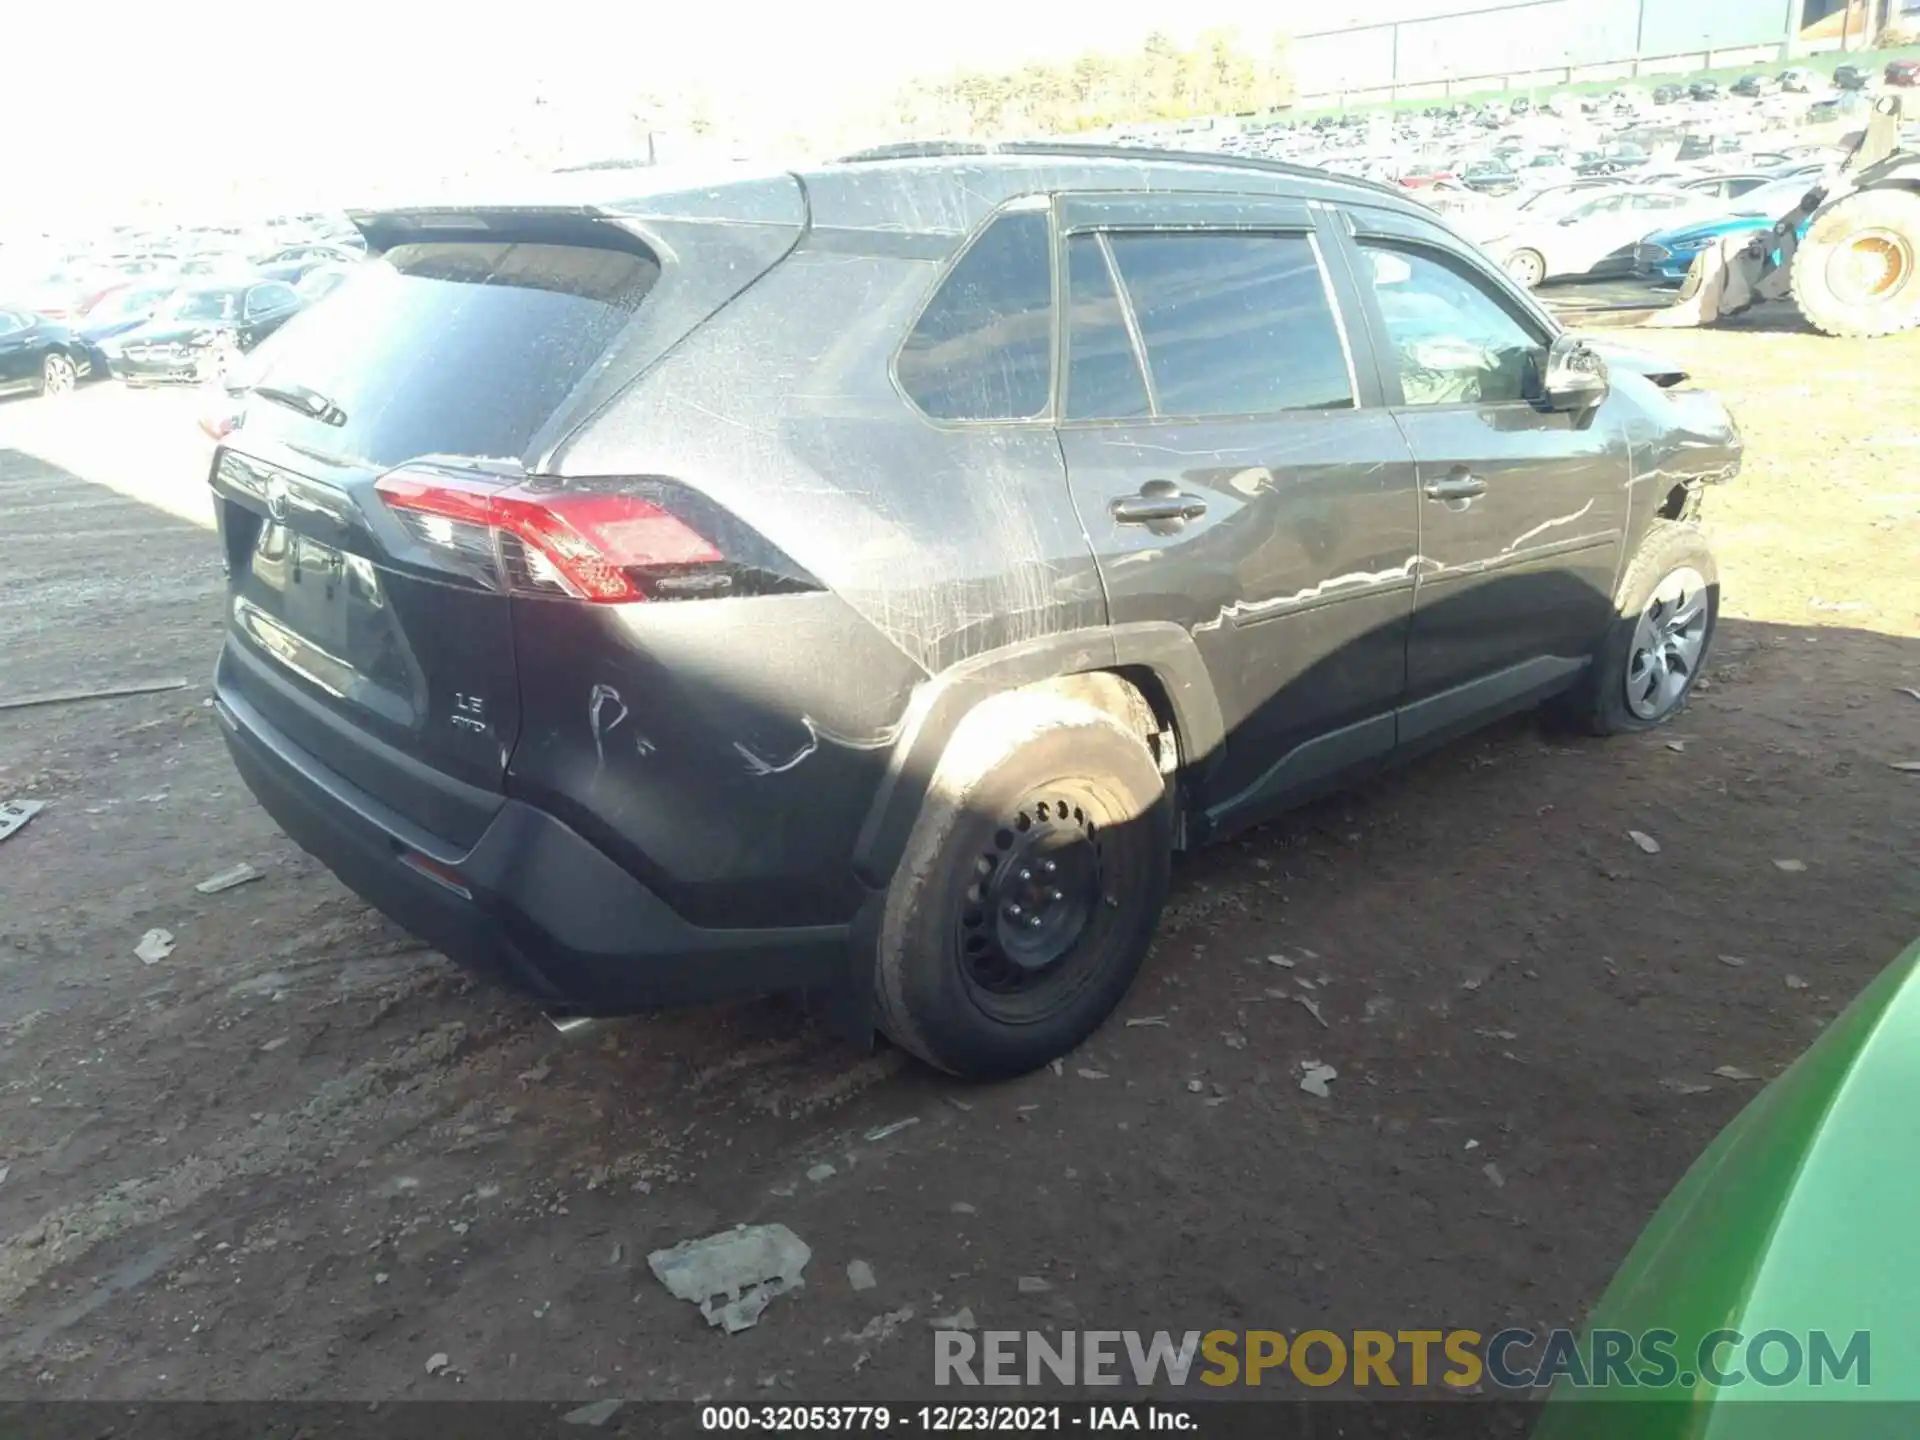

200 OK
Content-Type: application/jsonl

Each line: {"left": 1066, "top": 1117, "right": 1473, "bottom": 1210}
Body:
{"left": 375, "top": 470, "right": 724, "bottom": 603}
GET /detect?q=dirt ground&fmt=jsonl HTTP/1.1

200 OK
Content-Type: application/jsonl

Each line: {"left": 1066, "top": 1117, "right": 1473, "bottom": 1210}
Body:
{"left": 1, "top": 323, "right": 1916, "bottom": 1403}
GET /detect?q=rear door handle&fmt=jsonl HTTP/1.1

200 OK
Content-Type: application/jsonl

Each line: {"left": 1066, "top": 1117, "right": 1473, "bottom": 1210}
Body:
{"left": 1111, "top": 485, "right": 1208, "bottom": 524}
{"left": 1424, "top": 471, "right": 1488, "bottom": 501}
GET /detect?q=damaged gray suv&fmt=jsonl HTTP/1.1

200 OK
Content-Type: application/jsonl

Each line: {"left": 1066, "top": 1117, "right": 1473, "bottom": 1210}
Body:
{"left": 209, "top": 141, "right": 1742, "bottom": 1079}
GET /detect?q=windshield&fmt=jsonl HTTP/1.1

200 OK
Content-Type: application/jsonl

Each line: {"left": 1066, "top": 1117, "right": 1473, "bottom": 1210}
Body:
{"left": 170, "top": 290, "right": 238, "bottom": 321}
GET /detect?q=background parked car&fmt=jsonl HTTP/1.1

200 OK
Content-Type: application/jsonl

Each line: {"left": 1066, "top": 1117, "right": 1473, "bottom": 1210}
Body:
{"left": 1888, "top": 59, "right": 1920, "bottom": 88}
{"left": 1634, "top": 174, "right": 1823, "bottom": 282}
{"left": 74, "top": 281, "right": 178, "bottom": 372}
{"left": 1459, "top": 158, "right": 1521, "bottom": 193}
{"left": 1833, "top": 64, "right": 1870, "bottom": 91}
{"left": 0, "top": 307, "right": 91, "bottom": 399}
{"left": 1485, "top": 185, "right": 1713, "bottom": 287}
{"left": 103, "top": 280, "right": 303, "bottom": 385}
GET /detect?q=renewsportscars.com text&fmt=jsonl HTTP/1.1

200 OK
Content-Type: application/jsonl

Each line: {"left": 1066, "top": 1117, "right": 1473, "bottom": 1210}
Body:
{"left": 934, "top": 1328, "right": 1871, "bottom": 1390}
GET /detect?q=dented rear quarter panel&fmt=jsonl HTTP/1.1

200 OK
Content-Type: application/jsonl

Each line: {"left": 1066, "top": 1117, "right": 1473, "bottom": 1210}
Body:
{"left": 527, "top": 163, "right": 1121, "bottom": 927}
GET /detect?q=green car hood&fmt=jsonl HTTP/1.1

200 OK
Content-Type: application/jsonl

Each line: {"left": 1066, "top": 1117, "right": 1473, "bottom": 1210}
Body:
{"left": 1537, "top": 937, "right": 1920, "bottom": 1438}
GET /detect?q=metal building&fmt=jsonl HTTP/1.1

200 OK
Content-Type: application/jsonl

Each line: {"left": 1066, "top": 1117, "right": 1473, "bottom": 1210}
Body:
{"left": 1291, "top": 0, "right": 1871, "bottom": 107}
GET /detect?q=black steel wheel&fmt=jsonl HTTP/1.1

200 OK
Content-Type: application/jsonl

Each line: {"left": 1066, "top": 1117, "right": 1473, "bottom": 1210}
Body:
{"left": 874, "top": 691, "right": 1171, "bottom": 1079}
{"left": 956, "top": 785, "right": 1114, "bottom": 1023}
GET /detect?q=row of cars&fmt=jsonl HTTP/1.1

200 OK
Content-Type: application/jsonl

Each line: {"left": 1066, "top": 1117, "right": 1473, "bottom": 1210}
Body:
{"left": 1466, "top": 157, "right": 1841, "bottom": 288}
{"left": 0, "top": 233, "right": 364, "bottom": 401}
{"left": 1114, "top": 65, "right": 1908, "bottom": 300}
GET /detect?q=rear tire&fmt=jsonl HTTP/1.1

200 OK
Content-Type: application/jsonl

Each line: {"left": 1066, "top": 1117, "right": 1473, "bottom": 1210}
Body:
{"left": 1790, "top": 187, "right": 1920, "bottom": 338}
{"left": 873, "top": 691, "right": 1172, "bottom": 1079}
{"left": 1552, "top": 521, "right": 1718, "bottom": 736}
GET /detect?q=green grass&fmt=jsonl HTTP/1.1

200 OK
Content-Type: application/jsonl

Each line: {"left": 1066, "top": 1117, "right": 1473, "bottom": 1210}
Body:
{"left": 1277, "top": 43, "right": 1920, "bottom": 124}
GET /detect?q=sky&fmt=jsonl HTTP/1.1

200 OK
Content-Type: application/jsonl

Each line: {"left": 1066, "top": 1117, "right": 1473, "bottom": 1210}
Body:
{"left": 2, "top": 0, "right": 1477, "bottom": 222}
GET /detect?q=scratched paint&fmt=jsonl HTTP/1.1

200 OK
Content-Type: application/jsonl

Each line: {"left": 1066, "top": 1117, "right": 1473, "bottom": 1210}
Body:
{"left": 734, "top": 715, "right": 905, "bottom": 777}
{"left": 588, "top": 684, "right": 628, "bottom": 781}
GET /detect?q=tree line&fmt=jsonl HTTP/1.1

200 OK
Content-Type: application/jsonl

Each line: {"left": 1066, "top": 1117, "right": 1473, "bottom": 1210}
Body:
{"left": 885, "top": 29, "right": 1297, "bottom": 139}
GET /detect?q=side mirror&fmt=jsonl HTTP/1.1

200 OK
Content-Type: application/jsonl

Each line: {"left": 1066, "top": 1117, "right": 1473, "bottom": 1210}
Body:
{"left": 1540, "top": 334, "right": 1610, "bottom": 411}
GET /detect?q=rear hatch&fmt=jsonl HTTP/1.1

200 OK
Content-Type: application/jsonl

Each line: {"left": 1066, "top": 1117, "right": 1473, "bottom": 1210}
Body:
{"left": 212, "top": 185, "right": 806, "bottom": 847}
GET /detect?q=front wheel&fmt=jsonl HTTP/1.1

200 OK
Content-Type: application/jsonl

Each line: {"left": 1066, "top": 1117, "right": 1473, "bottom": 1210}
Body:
{"left": 1790, "top": 187, "right": 1920, "bottom": 338}
{"left": 1553, "top": 521, "right": 1718, "bottom": 735}
{"left": 872, "top": 691, "right": 1172, "bottom": 1079}
{"left": 37, "top": 351, "right": 77, "bottom": 397}
{"left": 1504, "top": 248, "right": 1547, "bottom": 289}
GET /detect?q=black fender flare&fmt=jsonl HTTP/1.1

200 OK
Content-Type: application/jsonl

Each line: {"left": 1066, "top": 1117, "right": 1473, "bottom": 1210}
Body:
{"left": 849, "top": 621, "right": 1224, "bottom": 891}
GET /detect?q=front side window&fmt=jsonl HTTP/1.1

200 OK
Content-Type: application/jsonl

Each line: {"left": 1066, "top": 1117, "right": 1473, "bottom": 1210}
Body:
{"left": 1361, "top": 243, "right": 1542, "bottom": 407}
{"left": 0, "top": 311, "right": 24, "bottom": 337}
{"left": 1103, "top": 231, "right": 1352, "bottom": 418}
{"left": 896, "top": 208, "right": 1054, "bottom": 422}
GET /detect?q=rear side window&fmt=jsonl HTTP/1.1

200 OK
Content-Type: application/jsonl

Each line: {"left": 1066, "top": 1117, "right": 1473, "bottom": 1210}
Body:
{"left": 1104, "top": 232, "right": 1353, "bottom": 418}
{"left": 242, "top": 241, "right": 659, "bottom": 469}
{"left": 1064, "top": 236, "right": 1150, "bottom": 421}
{"left": 896, "top": 209, "right": 1054, "bottom": 422}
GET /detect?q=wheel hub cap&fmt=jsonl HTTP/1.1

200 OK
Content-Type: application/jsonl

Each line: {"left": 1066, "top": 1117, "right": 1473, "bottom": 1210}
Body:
{"left": 1625, "top": 566, "right": 1710, "bottom": 721}
{"left": 1828, "top": 230, "right": 1913, "bottom": 305}
{"left": 960, "top": 799, "right": 1103, "bottom": 993}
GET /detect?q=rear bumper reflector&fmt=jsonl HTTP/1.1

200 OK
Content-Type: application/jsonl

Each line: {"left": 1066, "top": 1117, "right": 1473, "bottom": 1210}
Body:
{"left": 399, "top": 848, "right": 473, "bottom": 899}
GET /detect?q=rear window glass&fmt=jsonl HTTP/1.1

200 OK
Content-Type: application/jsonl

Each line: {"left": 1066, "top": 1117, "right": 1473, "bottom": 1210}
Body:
{"left": 243, "top": 241, "right": 659, "bottom": 468}
{"left": 895, "top": 209, "right": 1054, "bottom": 422}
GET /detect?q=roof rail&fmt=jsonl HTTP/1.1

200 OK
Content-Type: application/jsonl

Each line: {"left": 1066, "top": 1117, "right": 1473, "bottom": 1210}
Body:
{"left": 830, "top": 139, "right": 1411, "bottom": 203}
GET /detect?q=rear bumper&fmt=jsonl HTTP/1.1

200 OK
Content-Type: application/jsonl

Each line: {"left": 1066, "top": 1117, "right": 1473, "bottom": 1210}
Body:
{"left": 215, "top": 676, "right": 854, "bottom": 1014}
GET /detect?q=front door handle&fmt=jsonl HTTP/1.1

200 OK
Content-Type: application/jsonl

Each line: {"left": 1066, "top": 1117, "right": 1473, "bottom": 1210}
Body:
{"left": 1112, "top": 482, "right": 1208, "bottom": 525}
{"left": 1424, "top": 471, "right": 1488, "bottom": 501}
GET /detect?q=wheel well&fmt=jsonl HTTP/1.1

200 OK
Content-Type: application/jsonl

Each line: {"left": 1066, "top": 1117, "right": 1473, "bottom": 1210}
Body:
{"left": 1022, "top": 669, "right": 1172, "bottom": 759}
{"left": 1656, "top": 482, "right": 1698, "bottom": 521}
{"left": 1020, "top": 667, "right": 1188, "bottom": 839}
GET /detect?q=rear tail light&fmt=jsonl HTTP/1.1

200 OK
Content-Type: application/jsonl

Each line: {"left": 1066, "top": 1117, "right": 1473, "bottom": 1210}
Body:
{"left": 374, "top": 466, "right": 810, "bottom": 604}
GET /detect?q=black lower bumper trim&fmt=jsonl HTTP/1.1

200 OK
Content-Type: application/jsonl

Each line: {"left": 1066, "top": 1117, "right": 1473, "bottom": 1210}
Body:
{"left": 216, "top": 680, "right": 854, "bottom": 1014}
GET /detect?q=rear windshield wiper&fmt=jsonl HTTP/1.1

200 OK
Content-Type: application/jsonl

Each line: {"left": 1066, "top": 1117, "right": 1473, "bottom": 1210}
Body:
{"left": 252, "top": 382, "right": 347, "bottom": 427}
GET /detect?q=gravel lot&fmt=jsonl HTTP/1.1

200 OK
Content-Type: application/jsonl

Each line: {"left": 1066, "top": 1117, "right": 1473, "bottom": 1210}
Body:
{"left": 2, "top": 324, "right": 1917, "bottom": 1401}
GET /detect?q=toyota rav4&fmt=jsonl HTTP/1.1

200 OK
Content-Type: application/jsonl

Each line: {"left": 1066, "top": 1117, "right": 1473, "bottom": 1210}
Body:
{"left": 209, "top": 143, "right": 1742, "bottom": 1079}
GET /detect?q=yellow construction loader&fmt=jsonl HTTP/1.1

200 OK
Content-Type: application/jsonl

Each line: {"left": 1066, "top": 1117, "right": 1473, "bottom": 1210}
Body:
{"left": 1645, "top": 94, "right": 1920, "bottom": 337}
